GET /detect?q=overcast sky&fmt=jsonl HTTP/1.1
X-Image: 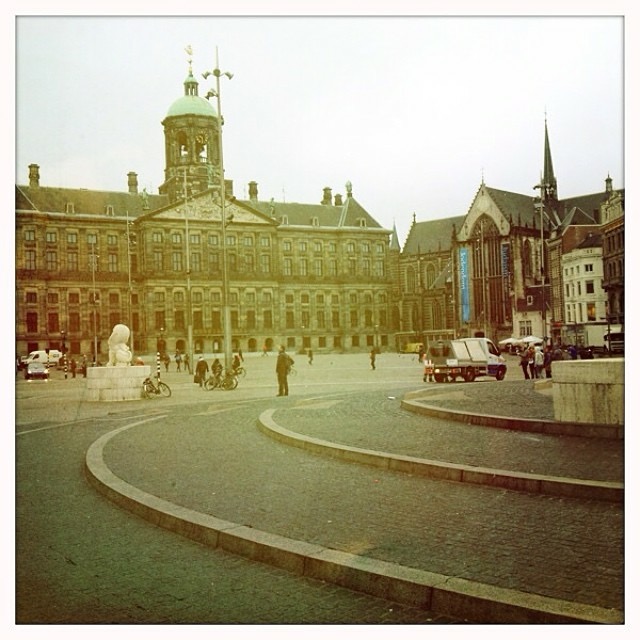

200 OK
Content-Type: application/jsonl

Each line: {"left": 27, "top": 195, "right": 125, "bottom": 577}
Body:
{"left": 13, "top": 5, "right": 627, "bottom": 248}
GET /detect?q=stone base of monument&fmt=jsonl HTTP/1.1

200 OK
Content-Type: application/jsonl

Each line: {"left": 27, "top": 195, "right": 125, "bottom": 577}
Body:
{"left": 86, "top": 365, "right": 151, "bottom": 402}
{"left": 552, "top": 358, "right": 624, "bottom": 428}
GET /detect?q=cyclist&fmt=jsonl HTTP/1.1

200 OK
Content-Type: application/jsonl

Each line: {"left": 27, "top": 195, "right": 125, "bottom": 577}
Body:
{"left": 211, "top": 358, "right": 223, "bottom": 386}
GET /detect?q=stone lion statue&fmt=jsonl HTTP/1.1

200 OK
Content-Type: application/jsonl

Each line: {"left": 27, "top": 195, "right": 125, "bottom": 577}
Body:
{"left": 106, "top": 323, "right": 133, "bottom": 367}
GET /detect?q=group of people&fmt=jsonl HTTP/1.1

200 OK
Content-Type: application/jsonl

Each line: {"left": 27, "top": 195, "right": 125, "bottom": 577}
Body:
{"left": 193, "top": 351, "right": 245, "bottom": 388}
{"left": 518, "top": 344, "right": 557, "bottom": 380}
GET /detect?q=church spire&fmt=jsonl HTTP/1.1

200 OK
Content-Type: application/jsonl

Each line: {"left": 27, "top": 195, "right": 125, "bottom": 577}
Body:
{"left": 543, "top": 116, "right": 557, "bottom": 201}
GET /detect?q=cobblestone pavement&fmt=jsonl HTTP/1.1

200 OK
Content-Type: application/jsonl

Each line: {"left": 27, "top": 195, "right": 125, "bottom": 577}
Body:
{"left": 14, "top": 353, "right": 624, "bottom": 624}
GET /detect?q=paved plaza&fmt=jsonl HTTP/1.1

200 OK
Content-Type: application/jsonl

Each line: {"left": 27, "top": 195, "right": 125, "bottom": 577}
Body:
{"left": 14, "top": 352, "right": 624, "bottom": 624}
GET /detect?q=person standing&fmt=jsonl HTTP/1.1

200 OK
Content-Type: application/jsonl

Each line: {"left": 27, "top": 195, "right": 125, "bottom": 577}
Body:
{"left": 276, "top": 346, "right": 293, "bottom": 396}
{"left": 543, "top": 346, "right": 553, "bottom": 378}
{"left": 370, "top": 349, "right": 376, "bottom": 370}
{"left": 308, "top": 349, "right": 313, "bottom": 365}
{"left": 238, "top": 348, "right": 244, "bottom": 363}
{"left": 184, "top": 353, "right": 191, "bottom": 374}
{"left": 534, "top": 346, "right": 544, "bottom": 379}
{"left": 195, "top": 356, "right": 208, "bottom": 388}
{"left": 519, "top": 348, "right": 530, "bottom": 380}
{"left": 69, "top": 357, "right": 77, "bottom": 378}
{"left": 175, "top": 351, "right": 182, "bottom": 372}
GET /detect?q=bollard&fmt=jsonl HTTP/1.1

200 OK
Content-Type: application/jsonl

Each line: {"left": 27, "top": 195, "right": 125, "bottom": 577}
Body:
{"left": 63, "top": 354, "right": 68, "bottom": 379}
{"left": 156, "top": 351, "right": 161, "bottom": 379}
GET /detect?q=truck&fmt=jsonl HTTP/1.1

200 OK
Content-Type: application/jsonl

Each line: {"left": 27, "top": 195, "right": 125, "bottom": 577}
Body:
{"left": 25, "top": 349, "right": 63, "bottom": 367}
{"left": 426, "top": 337, "right": 507, "bottom": 383}
{"left": 604, "top": 325, "right": 624, "bottom": 356}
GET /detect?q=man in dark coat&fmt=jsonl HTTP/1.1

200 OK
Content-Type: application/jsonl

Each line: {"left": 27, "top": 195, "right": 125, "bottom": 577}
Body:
{"left": 276, "top": 346, "right": 293, "bottom": 396}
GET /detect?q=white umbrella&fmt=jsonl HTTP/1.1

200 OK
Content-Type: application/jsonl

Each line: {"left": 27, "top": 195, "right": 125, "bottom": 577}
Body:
{"left": 521, "top": 335, "right": 543, "bottom": 343}
{"left": 498, "top": 337, "right": 519, "bottom": 345}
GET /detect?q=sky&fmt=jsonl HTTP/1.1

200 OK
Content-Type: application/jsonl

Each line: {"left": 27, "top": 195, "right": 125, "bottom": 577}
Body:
{"left": 11, "top": 2, "right": 629, "bottom": 249}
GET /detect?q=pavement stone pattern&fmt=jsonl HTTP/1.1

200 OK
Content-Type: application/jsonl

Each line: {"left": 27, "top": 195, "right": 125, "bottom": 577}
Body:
{"left": 14, "top": 352, "right": 624, "bottom": 623}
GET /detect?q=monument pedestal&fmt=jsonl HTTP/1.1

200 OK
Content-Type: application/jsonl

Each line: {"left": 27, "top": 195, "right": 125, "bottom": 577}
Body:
{"left": 86, "top": 365, "right": 151, "bottom": 402}
{"left": 552, "top": 358, "right": 624, "bottom": 427}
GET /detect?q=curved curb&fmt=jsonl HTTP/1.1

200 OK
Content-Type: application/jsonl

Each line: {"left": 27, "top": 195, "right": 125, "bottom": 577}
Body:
{"left": 401, "top": 391, "right": 623, "bottom": 440}
{"left": 257, "top": 410, "right": 622, "bottom": 503}
{"left": 84, "top": 417, "right": 621, "bottom": 624}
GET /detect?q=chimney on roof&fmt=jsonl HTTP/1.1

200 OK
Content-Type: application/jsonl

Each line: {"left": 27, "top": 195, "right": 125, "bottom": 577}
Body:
{"left": 321, "top": 186, "right": 332, "bottom": 205}
{"left": 127, "top": 172, "right": 139, "bottom": 194}
{"left": 28, "top": 164, "right": 40, "bottom": 188}
{"left": 334, "top": 193, "right": 343, "bottom": 206}
{"left": 248, "top": 181, "right": 258, "bottom": 203}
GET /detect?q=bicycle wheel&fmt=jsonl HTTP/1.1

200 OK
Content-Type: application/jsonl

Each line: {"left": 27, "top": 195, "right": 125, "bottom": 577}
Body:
{"left": 222, "top": 374, "right": 238, "bottom": 390}
{"left": 237, "top": 366, "right": 247, "bottom": 378}
{"left": 142, "top": 380, "right": 154, "bottom": 399}
{"left": 204, "top": 376, "right": 216, "bottom": 391}
{"left": 158, "top": 381, "right": 172, "bottom": 397}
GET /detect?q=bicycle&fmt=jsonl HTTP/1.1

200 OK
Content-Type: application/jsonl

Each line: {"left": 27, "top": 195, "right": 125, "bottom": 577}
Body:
{"left": 233, "top": 365, "right": 247, "bottom": 378}
{"left": 142, "top": 376, "right": 171, "bottom": 398}
{"left": 204, "top": 369, "right": 238, "bottom": 391}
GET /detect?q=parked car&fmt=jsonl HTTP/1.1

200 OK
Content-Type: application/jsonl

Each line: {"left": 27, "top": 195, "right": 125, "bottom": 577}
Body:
{"left": 25, "top": 361, "right": 49, "bottom": 381}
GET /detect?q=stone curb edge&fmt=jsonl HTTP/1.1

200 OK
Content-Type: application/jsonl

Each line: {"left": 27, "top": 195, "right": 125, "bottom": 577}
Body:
{"left": 401, "top": 390, "right": 623, "bottom": 440}
{"left": 84, "top": 416, "right": 622, "bottom": 624}
{"left": 258, "top": 409, "right": 622, "bottom": 503}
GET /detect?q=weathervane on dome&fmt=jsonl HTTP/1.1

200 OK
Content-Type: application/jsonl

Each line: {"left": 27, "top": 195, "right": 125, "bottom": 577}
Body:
{"left": 185, "top": 44, "right": 193, "bottom": 73}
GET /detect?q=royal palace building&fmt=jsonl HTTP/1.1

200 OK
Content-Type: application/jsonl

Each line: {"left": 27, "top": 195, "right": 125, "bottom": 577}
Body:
{"left": 15, "top": 63, "right": 400, "bottom": 362}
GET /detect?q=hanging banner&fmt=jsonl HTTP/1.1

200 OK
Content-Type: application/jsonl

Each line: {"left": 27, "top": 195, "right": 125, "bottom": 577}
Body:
{"left": 459, "top": 247, "right": 470, "bottom": 322}
{"left": 501, "top": 242, "right": 510, "bottom": 276}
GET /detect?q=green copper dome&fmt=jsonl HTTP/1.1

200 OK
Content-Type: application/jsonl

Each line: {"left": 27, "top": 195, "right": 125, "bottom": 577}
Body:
{"left": 166, "top": 95, "right": 217, "bottom": 118}
{"left": 166, "top": 71, "right": 217, "bottom": 118}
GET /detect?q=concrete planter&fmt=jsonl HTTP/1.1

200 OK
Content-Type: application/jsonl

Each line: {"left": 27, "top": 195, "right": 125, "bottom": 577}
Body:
{"left": 552, "top": 359, "right": 624, "bottom": 426}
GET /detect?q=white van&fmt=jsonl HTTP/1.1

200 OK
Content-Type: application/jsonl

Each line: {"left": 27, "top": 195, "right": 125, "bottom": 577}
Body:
{"left": 26, "top": 349, "right": 63, "bottom": 367}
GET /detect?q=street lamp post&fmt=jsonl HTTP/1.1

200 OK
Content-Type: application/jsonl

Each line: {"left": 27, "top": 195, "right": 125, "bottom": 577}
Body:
{"left": 89, "top": 242, "right": 99, "bottom": 365}
{"left": 182, "top": 169, "right": 194, "bottom": 374}
{"left": 125, "top": 210, "right": 135, "bottom": 355}
{"left": 533, "top": 177, "right": 548, "bottom": 345}
{"left": 203, "top": 48, "right": 233, "bottom": 370}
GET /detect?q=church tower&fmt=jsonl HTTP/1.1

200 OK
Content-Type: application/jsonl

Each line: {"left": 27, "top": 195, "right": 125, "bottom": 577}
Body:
{"left": 158, "top": 51, "right": 221, "bottom": 203}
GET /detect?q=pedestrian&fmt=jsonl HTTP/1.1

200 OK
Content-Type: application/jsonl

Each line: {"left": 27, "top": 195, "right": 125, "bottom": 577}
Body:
{"left": 370, "top": 348, "right": 376, "bottom": 370}
{"left": 262, "top": 344, "right": 268, "bottom": 356}
{"left": 276, "top": 345, "right": 293, "bottom": 396}
{"left": 418, "top": 347, "right": 425, "bottom": 364}
{"left": 421, "top": 352, "right": 434, "bottom": 382}
{"left": 163, "top": 353, "right": 170, "bottom": 372}
{"left": 184, "top": 353, "right": 190, "bottom": 374}
{"left": 534, "top": 346, "right": 544, "bottom": 379}
{"left": 238, "top": 348, "right": 244, "bottom": 362}
{"left": 519, "top": 348, "right": 530, "bottom": 380}
{"left": 232, "top": 353, "right": 241, "bottom": 374}
{"left": 543, "top": 346, "right": 553, "bottom": 378}
{"left": 308, "top": 349, "right": 313, "bottom": 365}
{"left": 81, "top": 355, "right": 88, "bottom": 378}
{"left": 70, "top": 357, "right": 77, "bottom": 378}
{"left": 527, "top": 346, "right": 536, "bottom": 379}
{"left": 194, "top": 356, "right": 208, "bottom": 388}
{"left": 568, "top": 344, "right": 578, "bottom": 360}
{"left": 175, "top": 351, "right": 182, "bottom": 372}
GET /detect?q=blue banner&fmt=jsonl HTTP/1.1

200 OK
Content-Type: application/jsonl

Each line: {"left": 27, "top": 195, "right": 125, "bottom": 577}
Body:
{"left": 459, "top": 248, "right": 470, "bottom": 322}
{"left": 501, "top": 243, "right": 510, "bottom": 276}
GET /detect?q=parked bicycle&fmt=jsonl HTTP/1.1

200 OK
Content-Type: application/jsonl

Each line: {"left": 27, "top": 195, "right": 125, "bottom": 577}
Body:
{"left": 204, "top": 369, "right": 238, "bottom": 391}
{"left": 142, "top": 376, "right": 171, "bottom": 398}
